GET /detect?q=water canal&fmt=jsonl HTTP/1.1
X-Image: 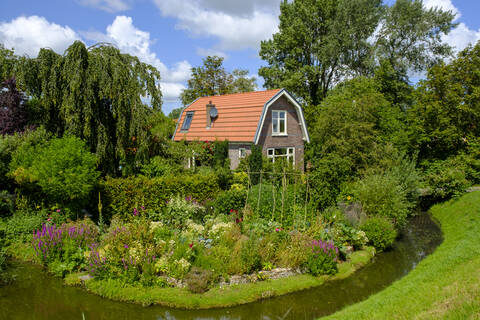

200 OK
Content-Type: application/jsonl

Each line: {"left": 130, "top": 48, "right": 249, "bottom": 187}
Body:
{"left": 0, "top": 213, "right": 442, "bottom": 320}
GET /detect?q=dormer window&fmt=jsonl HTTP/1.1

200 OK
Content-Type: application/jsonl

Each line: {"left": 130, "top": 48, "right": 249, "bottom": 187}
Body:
{"left": 181, "top": 111, "right": 194, "bottom": 131}
{"left": 272, "top": 110, "right": 286, "bottom": 135}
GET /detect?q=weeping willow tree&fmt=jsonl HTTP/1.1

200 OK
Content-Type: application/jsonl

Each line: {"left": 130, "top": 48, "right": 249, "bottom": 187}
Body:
{"left": 13, "top": 41, "right": 163, "bottom": 175}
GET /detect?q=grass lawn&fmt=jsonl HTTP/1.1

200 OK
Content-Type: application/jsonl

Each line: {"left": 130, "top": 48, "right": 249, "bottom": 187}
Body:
{"left": 323, "top": 191, "right": 480, "bottom": 319}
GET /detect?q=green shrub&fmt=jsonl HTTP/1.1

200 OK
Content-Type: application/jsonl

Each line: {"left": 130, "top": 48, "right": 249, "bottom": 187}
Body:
{"left": 160, "top": 195, "right": 206, "bottom": 227}
{"left": 306, "top": 240, "right": 338, "bottom": 276}
{"left": 140, "top": 156, "right": 183, "bottom": 177}
{"left": 1, "top": 127, "right": 51, "bottom": 191}
{"left": 184, "top": 267, "right": 213, "bottom": 293}
{"left": 213, "top": 140, "right": 229, "bottom": 168}
{"left": 277, "top": 231, "right": 312, "bottom": 269}
{"left": 215, "top": 166, "right": 233, "bottom": 190}
{"left": 248, "top": 145, "right": 263, "bottom": 185}
{"left": 348, "top": 172, "right": 410, "bottom": 226}
{"left": 422, "top": 159, "right": 470, "bottom": 201}
{"left": 4, "top": 210, "right": 48, "bottom": 243}
{"left": 0, "top": 191, "right": 14, "bottom": 218}
{"left": 214, "top": 188, "right": 247, "bottom": 216}
{"left": 9, "top": 136, "right": 99, "bottom": 205}
{"left": 101, "top": 173, "right": 220, "bottom": 221}
{"left": 360, "top": 216, "right": 397, "bottom": 251}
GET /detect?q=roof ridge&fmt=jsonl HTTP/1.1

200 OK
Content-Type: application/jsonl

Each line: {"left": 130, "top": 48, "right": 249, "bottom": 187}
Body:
{"left": 196, "top": 88, "right": 281, "bottom": 100}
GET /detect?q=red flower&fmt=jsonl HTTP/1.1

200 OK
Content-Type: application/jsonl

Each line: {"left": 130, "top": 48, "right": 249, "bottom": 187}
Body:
{"left": 189, "top": 242, "right": 193, "bottom": 249}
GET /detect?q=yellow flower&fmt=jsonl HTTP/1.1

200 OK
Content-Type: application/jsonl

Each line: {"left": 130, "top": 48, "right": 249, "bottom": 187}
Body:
{"left": 347, "top": 196, "right": 351, "bottom": 201}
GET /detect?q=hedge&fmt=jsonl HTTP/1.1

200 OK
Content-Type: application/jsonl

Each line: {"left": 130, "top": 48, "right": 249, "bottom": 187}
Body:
{"left": 101, "top": 173, "right": 220, "bottom": 220}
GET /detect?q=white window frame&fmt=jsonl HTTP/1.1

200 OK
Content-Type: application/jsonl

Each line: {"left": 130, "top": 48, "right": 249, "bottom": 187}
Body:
{"left": 266, "top": 147, "right": 295, "bottom": 165}
{"left": 239, "top": 147, "right": 246, "bottom": 158}
{"left": 272, "top": 110, "right": 287, "bottom": 135}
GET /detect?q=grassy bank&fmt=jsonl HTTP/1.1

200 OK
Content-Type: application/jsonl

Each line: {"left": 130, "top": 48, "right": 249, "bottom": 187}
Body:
{"left": 65, "top": 248, "right": 374, "bottom": 309}
{"left": 324, "top": 191, "right": 480, "bottom": 319}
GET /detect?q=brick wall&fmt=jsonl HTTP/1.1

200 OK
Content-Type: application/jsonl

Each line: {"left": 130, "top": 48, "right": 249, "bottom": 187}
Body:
{"left": 256, "top": 96, "right": 305, "bottom": 171}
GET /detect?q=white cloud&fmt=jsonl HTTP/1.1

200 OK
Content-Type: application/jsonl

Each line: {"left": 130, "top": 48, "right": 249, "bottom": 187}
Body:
{"left": 0, "top": 16, "right": 79, "bottom": 57}
{"left": 160, "top": 82, "right": 185, "bottom": 102}
{"left": 443, "top": 22, "right": 480, "bottom": 53}
{"left": 422, "top": 0, "right": 480, "bottom": 53}
{"left": 83, "top": 16, "right": 191, "bottom": 103}
{"left": 196, "top": 47, "right": 228, "bottom": 59}
{"left": 423, "top": 0, "right": 460, "bottom": 20}
{"left": 153, "top": 0, "right": 279, "bottom": 51}
{"left": 78, "top": 0, "right": 130, "bottom": 13}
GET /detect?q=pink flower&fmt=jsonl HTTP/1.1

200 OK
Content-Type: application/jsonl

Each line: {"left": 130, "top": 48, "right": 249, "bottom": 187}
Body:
{"left": 275, "top": 228, "right": 281, "bottom": 232}
{"left": 56, "top": 209, "right": 61, "bottom": 213}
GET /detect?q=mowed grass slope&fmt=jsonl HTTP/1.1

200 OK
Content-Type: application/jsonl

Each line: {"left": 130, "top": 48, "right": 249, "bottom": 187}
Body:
{"left": 324, "top": 191, "right": 480, "bottom": 319}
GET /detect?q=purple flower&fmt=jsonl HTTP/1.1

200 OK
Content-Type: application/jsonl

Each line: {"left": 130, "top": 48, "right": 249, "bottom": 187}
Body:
{"left": 124, "top": 244, "right": 129, "bottom": 249}
{"left": 133, "top": 208, "right": 138, "bottom": 216}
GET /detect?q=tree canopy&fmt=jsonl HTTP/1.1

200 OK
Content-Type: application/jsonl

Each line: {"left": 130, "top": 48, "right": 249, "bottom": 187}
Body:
{"left": 259, "top": 0, "right": 456, "bottom": 112}
{"left": 4, "top": 41, "right": 163, "bottom": 175}
{"left": 408, "top": 42, "right": 480, "bottom": 161}
{"left": 0, "top": 77, "right": 28, "bottom": 135}
{"left": 180, "top": 56, "right": 257, "bottom": 106}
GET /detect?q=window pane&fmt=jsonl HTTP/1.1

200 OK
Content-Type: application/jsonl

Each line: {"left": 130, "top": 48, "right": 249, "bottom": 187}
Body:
{"left": 288, "top": 148, "right": 294, "bottom": 154}
{"left": 275, "top": 148, "right": 287, "bottom": 155}
{"left": 279, "top": 111, "right": 285, "bottom": 119}
{"left": 268, "top": 149, "right": 274, "bottom": 156}
{"left": 181, "top": 112, "right": 194, "bottom": 130}
{"left": 273, "top": 120, "right": 278, "bottom": 133}
{"left": 279, "top": 119, "right": 285, "bottom": 133}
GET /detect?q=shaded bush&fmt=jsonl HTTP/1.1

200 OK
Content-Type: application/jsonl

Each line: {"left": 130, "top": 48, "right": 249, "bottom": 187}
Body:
{"left": 184, "top": 267, "right": 213, "bottom": 293}
{"left": 360, "top": 216, "right": 397, "bottom": 251}
{"left": 0, "top": 191, "right": 15, "bottom": 218}
{"left": 348, "top": 172, "right": 410, "bottom": 226}
{"left": 422, "top": 159, "right": 470, "bottom": 202}
{"left": 214, "top": 188, "right": 247, "bottom": 216}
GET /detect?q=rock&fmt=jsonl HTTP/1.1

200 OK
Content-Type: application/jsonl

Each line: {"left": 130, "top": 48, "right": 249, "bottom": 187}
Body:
{"left": 79, "top": 274, "right": 93, "bottom": 282}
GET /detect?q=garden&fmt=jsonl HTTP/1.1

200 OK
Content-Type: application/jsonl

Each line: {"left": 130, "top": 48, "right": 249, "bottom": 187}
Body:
{"left": 1, "top": 4, "right": 480, "bottom": 315}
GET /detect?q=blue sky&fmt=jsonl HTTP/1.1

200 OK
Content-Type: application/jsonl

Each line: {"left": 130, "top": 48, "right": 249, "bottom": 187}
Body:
{"left": 1, "top": 0, "right": 480, "bottom": 114}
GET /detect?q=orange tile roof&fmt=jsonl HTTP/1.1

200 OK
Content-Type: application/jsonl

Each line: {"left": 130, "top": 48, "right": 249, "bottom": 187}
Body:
{"left": 173, "top": 89, "right": 281, "bottom": 142}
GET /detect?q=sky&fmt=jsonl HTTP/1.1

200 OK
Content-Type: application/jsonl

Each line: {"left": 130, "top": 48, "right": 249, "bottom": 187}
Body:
{"left": 1, "top": 0, "right": 480, "bottom": 115}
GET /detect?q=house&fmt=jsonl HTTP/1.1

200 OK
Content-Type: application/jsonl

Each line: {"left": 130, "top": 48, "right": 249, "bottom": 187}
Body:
{"left": 172, "top": 89, "right": 310, "bottom": 170}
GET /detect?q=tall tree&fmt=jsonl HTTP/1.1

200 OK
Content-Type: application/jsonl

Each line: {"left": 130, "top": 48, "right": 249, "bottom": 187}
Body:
{"left": 259, "top": 0, "right": 383, "bottom": 109}
{"left": 13, "top": 41, "right": 163, "bottom": 175}
{"left": 374, "top": 0, "right": 456, "bottom": 77}
{"left": 259, "top": 0, "right": 456, "bottom": 114}
{"left": 0, "top": 45, "right": 16, "bottom": 82}
{"left": 180, "top": 56, "right": 257, "bottom": 106}
{"left": 408, "top": 41, "right": 480, "bottom": 161}
{"left": 0, "top": 77, "right": 28, "bottom": 135}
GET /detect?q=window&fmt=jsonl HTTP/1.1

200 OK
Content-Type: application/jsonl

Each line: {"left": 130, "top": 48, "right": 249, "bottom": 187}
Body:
{"left": 181, "top": 111, "right": 194, "bottom": 131}
{"left": 267, "top": 147, "right": 295, "bottom": 165}
{"left": 272, "top": 110, "right": 287, "bottom": 135}
{"left": 239, "top": 147, "right": 246, "bottom": 158}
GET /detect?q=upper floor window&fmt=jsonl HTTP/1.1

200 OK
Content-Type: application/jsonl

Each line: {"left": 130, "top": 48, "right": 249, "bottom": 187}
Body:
{"left": 181, "top": 111, "right": 194, "bottom": 131}
{"left": 272, "top": 110, "right": 286, "bottom": 135}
